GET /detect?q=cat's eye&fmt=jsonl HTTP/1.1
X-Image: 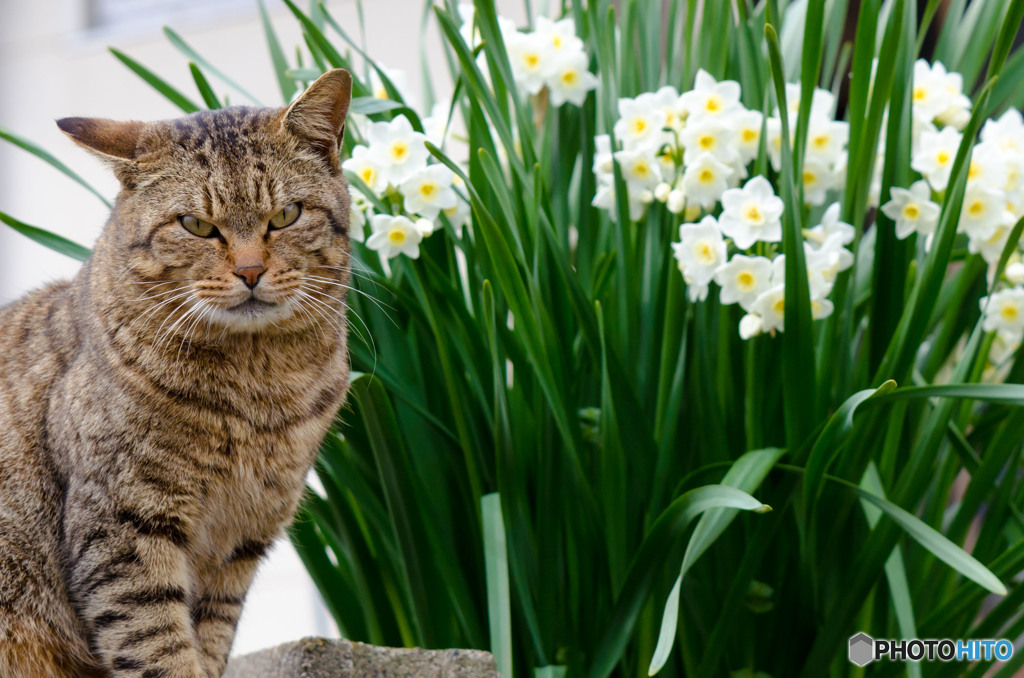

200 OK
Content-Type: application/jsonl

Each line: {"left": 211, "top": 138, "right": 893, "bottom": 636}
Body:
{"left": 269, "top": 203, "right": 302, "bottom": 230}
{"left": 179, "top": 215, "right": 218, "bottom": 238}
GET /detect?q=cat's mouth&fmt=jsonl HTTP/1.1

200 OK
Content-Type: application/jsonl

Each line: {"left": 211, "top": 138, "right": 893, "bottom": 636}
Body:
{"left": 228, "top": 297, "right": 279, "bottom": 315}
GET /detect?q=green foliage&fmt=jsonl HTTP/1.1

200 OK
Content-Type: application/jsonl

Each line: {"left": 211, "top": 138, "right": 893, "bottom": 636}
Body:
{"left": 5, "top": 1, "right": 1024, "bottom": 676}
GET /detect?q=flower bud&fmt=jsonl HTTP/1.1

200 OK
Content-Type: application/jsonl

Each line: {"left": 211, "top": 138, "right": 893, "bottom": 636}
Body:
{"left": 667, "top": 189, "right": 686, "bottom": 214}
{"left": 1006, "top": 262, "right": 1024, "bottom": 285}
{"left": 654, "top": 182, "right": 672, "bottom": 203}
{"left": 739, "top": 314, "right": 764, "bottom": 339}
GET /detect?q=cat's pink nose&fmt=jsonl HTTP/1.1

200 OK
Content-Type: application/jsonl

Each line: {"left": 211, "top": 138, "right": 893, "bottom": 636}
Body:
{"left": 235, "top": 265, "right": 266, "bottom": 289}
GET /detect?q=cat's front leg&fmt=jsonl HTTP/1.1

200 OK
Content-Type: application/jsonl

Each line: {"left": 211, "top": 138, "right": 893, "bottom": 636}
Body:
{"left": 193, "top": 538, "right": 270, "bottom": 677}
{"left": 70, "top": 498, "right": 204, "bottom": 678}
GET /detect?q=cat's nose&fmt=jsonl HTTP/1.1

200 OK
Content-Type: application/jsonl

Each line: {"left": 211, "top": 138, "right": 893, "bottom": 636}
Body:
{"left": 235, "top": 265, "right": 266, "bottom": 289}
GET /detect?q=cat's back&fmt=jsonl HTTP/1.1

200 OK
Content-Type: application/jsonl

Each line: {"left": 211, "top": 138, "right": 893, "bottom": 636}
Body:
{"left": 0, "top": 279, "right": 80, "bottom": 441}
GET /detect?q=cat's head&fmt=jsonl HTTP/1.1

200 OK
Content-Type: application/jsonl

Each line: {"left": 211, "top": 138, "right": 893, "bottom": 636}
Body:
{"left": 58, "top": 69, "right": 353, "bottom": 338}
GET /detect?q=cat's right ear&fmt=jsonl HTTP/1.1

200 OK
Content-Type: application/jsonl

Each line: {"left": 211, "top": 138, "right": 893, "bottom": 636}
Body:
{"left": 56, "top": 117, "right": 143, "bottom": 184}
{"left": 282, "top": 69, "right": 353, "bottom": 172}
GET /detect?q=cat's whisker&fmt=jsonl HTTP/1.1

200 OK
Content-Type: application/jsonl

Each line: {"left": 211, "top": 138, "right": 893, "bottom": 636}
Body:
{"left": 301, "top": 275, "right": 398, "bottom": 323}
{"left": 291, "top": 295, "right": 330, "bottom": 360}
{"left": 152, "top": 294, "right": 200, "bottom": 351}
{"left": 178, "top": 300, "right": 212, "bottom": 364}
{"left": 127, "top": 289, "right": 196, "bottom": 333}
{"left": 298, "top": 285, "right": 376, "bottom": 376}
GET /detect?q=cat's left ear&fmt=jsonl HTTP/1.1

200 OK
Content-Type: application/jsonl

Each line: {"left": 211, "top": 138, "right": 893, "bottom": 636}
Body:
{"left": 56, "top": 117, "right": 144, "bottom": 185}
{"left": 282, "top": 69, "right": 352, "bottom": 171}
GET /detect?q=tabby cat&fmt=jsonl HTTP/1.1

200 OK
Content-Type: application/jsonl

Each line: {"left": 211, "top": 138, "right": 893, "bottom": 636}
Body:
{"left": 0, "top": 69, "right": 353, "bottom": 677}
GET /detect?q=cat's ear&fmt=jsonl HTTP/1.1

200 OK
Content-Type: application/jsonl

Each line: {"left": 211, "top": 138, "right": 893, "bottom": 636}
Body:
{"left": 56, "top": 117, "right": 144, "bottom": 184}
{"left": 282, "top": 69, "right": 352, "bottom": 170}
{"left": 56, "top": 117, "right": 144, "bottom": 162}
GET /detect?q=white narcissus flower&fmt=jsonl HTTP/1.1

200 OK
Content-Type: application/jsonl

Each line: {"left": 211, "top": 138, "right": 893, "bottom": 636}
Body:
{"left": 968, "top": 221, "right": 1012, "bottom": 264}
{"left": 614, "top": 147, "right": 662, "bottom": 190}
{"left": 421, "top": 102, "right": 450, "bottom": 147}
{"left": 959, "top": 185, "right": 1007, "bottom": 240}
{"left": 739, "top": 313, "right": 764, "bottom": 339}
{"left": 679, "top": 69, "right": 741, "bottom": 121}
{"left": 1006, "top": 261, "right": 1024, "bottom": 285}
{"left": 718, "top": 176, "right": 784, "bottom": 249}
{"left": 679, "top": 117, "right": 741, "bottom": 166}
{"left": 966, "top": 141, "right": 1008, "bottom": 190}
{"left": 348, "top": 192, "right": 367, "bottom": 243}
{"left": 801, "top": 157, "right": 837, "bottom": 206}
{"left": 653, "top": 85, "right": 685, "bottom": 131}
{"left": 547, "top": 51, "right": 598, "bottom": 107}
{"left": 366, "top": 214, "right": 424, "bottom": 259}
{"left": 593, "top": 134, "right": 614, "bottom": 176}
{"left": 671, "top": 215, "right": 727, "bottom": 289}
{"left": 805, "top": 118, "right": 849, "bottom": 165}
{"left": 506, "top": 31, "right": 556, "bottom": 95}
{"left": 534, "top": 16, "right": 583, "bottom": 54}
{"left": 654, "top": 182, "right": 672, "bottom": 203}
{"left": 367, "top": 116, "right": 430, "bottom": 186}
{"left": 400, "top": 164, "right": 458, "bottom": 220}
{"left": 981, "top": 108, "right": 1024, "bottom": 154}
{"left": 614, "top": 96, "right": 669, "bottom": 151}
{"left": 911, "top": 59, "right": 967, "bottom": 124}
{"left": 681, "top": 152, "right": 733, "bottom": 209}
{"left": 666, "top": 188, "right": 686, "bottom": 214}
{"left": 911, "top": 126, "right": 962, "bottom": 192}
{"left": 750, "top": 284, "right": 787, "bottom": 333}
{"left": 713, "top": 254, "right": 773, "bottom": 311}
{"left": 981, "top": 288, "right": 1024, "bottom": 334}
{"left": 591, "top": 182, "right": 646, "bottom": 222}
{"left": 732, "top": 109, "right": 764, "bottom": 165}
{"left": 441, "top": 198, "right": 471, "bottom": 236}
{"left": 805, "top": 202, "right": 854, "bottom": 246}
{"left": 811, "top": 297, "right": 835, "bottom": 320}
{"left": 778, "top": 83, "right": 836, "bottom": 120}
{"left": 342, "top": 145, "right": 385, "bottom": 194}
{"left": 370, "top": 66, "right": 418, "bottom": 109}
{"left": 881, "top": 180, "right": 941, "bottom": 239}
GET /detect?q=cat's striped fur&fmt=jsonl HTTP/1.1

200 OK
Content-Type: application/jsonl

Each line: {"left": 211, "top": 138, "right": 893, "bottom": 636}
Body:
{"left": 0, "top": 69, "right": 353, "bottom": 677}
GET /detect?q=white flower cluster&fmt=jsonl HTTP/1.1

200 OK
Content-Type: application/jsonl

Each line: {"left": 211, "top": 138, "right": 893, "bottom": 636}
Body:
{"left": 343, "top": 115, "right": 470, "bottom": 260}
{"left": 671, "top": 200, "right": 853, "bottom": 338}
{"left": 592, "top": 70, "right": 853, "bottom": 338}
{"left": 881, "top": 60, "right": 1023, "bottom": 268}
{"left": 458, "top": 4, "right": 597, "bottom": 107}
{"left": 591, "top": 70, "right": 850, "bottom": 224}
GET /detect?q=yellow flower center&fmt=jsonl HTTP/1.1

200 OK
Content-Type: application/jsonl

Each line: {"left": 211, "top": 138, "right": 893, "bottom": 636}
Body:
{"left": 390, "top": 141, "right": 409, "bottom": 162}
{"left": 375, "top": 86, "right": 388, "bottom": 100}
{"left": 903, "top": 203, "right": 920, "bottom": 220}
{"left": 803, "top": 170, "right": 817, "bottom": 186}
{"left": 553, "top": 35, "right": 563, "bottom": 49}
{"left": 694, "top": 241, "right": 715, "bottom": 265}
{"left": 631, "top": 162, "right": 650, "bottom": 179}
{"left": 631, "top": 117, "right": 648, "bottom": 135}
{"left": 936, "top": 150, "right": 950, "bottom": 166}
{"left": 742, "top": 128, "right": 758, "bottom": 143}
{"left": 360, "top": 167, "right": 376, "bottom": 185}
{"left": 968, "top": 200, "right": 986, "bottom": 217}
{"left": 525, "top": 53, "right": 540, "bottom": 70}
{"left": 698, "top": 168, "right": 715, "bottom": 184}
{"left": 813, "top": 134, "right": 830, "bottom": 149}
{"left": 736, "top": 271, "right": 755, "bottom": 290}
{"left": 419, "top": 182, "right": 439, "bottom": 201}
{"left": 772, "top": 297, "right": 786, "bottom": 317}
{"left": 388, "top": 228, "right": 407, "bottom": 245}
{"left": 705, "top": 94, "right": 721, "bottom": 112}
{"left": 744, "top": 204, "right": 764, "bottom": 225}
{"left": 561, "top": 70, "right": 578, "bottom": 85}
{"left": 699, "top": 135, "right": 715, "bottom": 150}
{"left": 913, "top": 86, "right": 927, "bottom": 101}
{"left": 1001, "top": 304, "right": 1019, "bottom": 322}
{"left": 968, "top": 161, "right": 981, "bottom": 179}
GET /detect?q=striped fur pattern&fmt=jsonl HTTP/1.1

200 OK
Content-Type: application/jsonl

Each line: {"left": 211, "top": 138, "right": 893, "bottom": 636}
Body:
{"left": 0, "top": 70, "right": 353, "bottom": 677}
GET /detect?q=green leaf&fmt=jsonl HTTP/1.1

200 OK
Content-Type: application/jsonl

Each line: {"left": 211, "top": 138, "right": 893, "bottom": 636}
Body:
{"left": 349, "top": 96, "right": 407, "bottom": 116}
{"left": 189, "top": 63, "right": 221, "bottom": 109}
{"left": 0, "top": 211, "right": 91, "bottom": 261}
{"left": 0, "top": 127, "right": 112, "bottom": 208}
{"left": 648, "top": 448, "right": 784, "bottom": 675}
{"left": 163, "top": 26, "right": 262, "bottom": 104}
{"left": 109, "top": 48, "right": 200, "bottom": 113}
{"left": 258, "top": 0, "right": 297, "bottom": 103}
{"left": 855, "top": 483, "right": 1006, "bottom": 596}
{"left": 589, "top": 485, "right": 771, "bottom": 678}
{"left": 482, "top": 494, "right": 513, "bottom": 678}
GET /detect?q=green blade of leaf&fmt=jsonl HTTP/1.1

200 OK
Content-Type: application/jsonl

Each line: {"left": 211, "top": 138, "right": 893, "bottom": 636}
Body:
{"left": 0, "top": 211, "right": 91, "bottom": 261}
{"left": 0, "top": 127, "right": 112, "bottom": 208}
{"left": 189, "top": 63, "right": 221, "bottom": 109}
{"left": 258, "top": 0, "right": 297, "bottom": 103}
{"left": 163, "top": 26, "right": 262, "bottom": 104}
{"left": 109, "top": 48, "right": 200, "bottom": 113}
{"left": 482, "top": 493, "right": 512, "bottom": 678}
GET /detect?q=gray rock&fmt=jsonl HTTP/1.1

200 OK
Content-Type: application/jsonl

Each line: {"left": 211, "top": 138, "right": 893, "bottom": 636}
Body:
{"left": 224, "top": 637, "right": 499, "bottom": 678}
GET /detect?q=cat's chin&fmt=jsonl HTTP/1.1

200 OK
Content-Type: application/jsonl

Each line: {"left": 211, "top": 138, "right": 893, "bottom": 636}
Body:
{"left": 205, "top": 298, "right": 296, "bottom": 333}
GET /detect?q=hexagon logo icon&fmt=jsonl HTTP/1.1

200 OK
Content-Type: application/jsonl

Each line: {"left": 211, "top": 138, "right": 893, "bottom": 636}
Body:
{"left": 849, "top": 633, "right": 875, "bottom": 667}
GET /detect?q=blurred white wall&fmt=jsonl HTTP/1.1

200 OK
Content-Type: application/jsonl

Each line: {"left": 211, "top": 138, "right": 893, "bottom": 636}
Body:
{"left": 0, "top": 0, "right": 520, "bottom": 658}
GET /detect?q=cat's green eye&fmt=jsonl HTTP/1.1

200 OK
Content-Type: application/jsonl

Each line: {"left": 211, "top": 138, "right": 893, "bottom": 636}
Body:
{"left": 179, "top": 215, "right": 217, "bottom": 238}
{"left": 269, "top": 203, "right": 302, "bottom": 230}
